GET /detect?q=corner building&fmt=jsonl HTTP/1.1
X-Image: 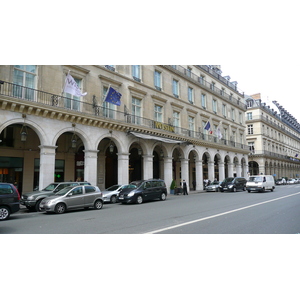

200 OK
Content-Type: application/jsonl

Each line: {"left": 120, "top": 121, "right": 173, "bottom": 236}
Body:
{"left": 246, "top": 94, "right": 300, "bottom": 178}
{"left": 0, "top": 65, "right": 249, "bottom": 194}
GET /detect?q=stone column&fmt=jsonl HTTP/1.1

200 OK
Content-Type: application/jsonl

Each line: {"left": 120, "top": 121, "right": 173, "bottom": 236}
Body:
{"left": 143, "top": 154, "right": 153, "bottom": 180}
{"left": 164, "top": 157, "right": 173, "bottom": 193}
{"left": 208, "top": 160, "right": 215, "bottom": 181}
{"left": 38, "top": 145, "right": 57, "bottom": 190}
{"left": 228, "top": 162, "right": 234, "bottom": 177}
{"left": 195, "top": 159, "right": 203, "bottom": 190}
{"left": 117, "top": 153, "right": 130, "bottom": 185}
{"left": 181, "top": 158, "right": 189, "bottom": 192}
{"left": 218, "top": 161, "right": 225, "bottom": 181}
{"left": 236, "top": 163, "right": 242, "bottom": 177}
{"left": 83, "top": 150, "right": 99, "bottom": 186}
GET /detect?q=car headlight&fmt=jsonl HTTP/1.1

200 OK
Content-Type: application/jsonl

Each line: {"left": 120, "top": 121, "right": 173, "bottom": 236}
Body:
{"left": 128, "top": 191, "right": 135, "bottom": 197}
{"left": 228, "top": 185, "right": 233, "bottom": 188}
{"left": 27, "top": 196, "right": 34, "bottom": 200}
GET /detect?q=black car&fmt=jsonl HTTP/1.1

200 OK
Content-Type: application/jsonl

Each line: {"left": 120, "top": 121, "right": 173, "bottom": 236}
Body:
{"left": 219, "top": 177, "right": 247, "bottom": 192}
{"left": 0, "top": 183, "right": 20, "bottom": 220}
{"left": 118, "top": 179, "right": 167, "bottom": 204}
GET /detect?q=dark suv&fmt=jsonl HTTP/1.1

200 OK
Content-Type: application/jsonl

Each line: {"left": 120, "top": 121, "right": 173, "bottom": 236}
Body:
{"left": 118, "top": 179, "right": 167, "bottom": 204}
{"left": 0, "top": 183, "right": 20, "bottom": 221}
{"left": 21, "top": 181, "right": 91, "bottom": 211}
{"left": 219, "top": 177, "right": 247, "bottom": 192}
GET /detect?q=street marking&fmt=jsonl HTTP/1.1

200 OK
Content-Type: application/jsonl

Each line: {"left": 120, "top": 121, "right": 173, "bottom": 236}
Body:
{"left": 144, "top": 191, "right": 300, "bottom": 234}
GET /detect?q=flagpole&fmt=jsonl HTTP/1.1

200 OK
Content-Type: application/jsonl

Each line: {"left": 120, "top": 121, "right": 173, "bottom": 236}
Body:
{"left": 62, "top": 70, "right": 70, "bottom": 96}
{"left": 103, "top": 84, "right": 111, "bottom": 105}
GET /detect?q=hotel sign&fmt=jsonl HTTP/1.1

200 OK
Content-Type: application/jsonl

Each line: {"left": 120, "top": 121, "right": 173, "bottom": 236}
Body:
{"left": 154, "top": 121, "right": 175, "bottom": 133}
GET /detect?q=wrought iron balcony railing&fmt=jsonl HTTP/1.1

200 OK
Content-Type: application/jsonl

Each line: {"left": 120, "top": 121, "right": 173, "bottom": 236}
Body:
{"left": 0, "top": 80, "right": 249, "bottom": 150}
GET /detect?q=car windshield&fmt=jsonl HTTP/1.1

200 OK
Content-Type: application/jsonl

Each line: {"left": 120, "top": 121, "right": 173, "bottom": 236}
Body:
{"left": 223, "top": 178, "right": 234, "bottom": 183}
{"left": 249, "top": 177, "right": 263, "bottom": 182}
{"left": 106, "top": 185, "right": 121, "bottom": 191}
{"left": 42, "top": 183, "right": 59, "bottom": 191}
{"left": 121, "top": 184, "right": 137, "bottom": 190}
{"left": 55, "top": 186, "right": 74, "bottom": 196}
{"left": 210, "top": 181, "right": 219, "bottom": 185}
{"left": 130, "top": 181, "right": 144, "bottom": 188}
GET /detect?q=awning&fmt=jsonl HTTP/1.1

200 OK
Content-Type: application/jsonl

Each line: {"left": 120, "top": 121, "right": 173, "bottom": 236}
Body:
{"left": 128, "top": 131, "right": 185, "bottom": 144}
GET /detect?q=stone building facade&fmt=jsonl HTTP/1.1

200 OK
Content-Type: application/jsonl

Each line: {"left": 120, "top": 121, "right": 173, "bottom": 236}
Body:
{"left": 246, "top": 93, "right": 300, "bottom": 179}
{"left": 0, "top": 65, "right": 249, "bottom": 194}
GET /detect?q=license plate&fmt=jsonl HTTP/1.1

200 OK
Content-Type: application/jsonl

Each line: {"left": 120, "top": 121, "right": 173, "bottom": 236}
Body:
{"left": 119, "top": 195, "right": 124, "bottom": 199}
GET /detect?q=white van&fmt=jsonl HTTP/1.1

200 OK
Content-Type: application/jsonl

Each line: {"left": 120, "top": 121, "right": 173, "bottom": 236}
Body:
{"left": 246, "top": 175, "right": 275, "bottom": 193}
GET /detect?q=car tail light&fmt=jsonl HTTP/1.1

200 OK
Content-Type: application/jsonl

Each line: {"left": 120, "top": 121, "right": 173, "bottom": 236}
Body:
{"left": 13, "top": 186, "right": 21, "bottom": 201}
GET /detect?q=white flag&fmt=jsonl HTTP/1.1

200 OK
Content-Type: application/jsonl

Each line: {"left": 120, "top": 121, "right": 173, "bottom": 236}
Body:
{"left": 216, "top": 127, "right": 223, "bottom": 139}
{"left": 63, "top": 73, "right": 87, "bottom": 97}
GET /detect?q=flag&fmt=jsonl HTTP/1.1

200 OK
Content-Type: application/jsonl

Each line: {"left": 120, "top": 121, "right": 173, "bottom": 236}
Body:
{"left": 215, "top": 127, "right": 223, "bottom": 139}
{"left": 63, "top": 73, "right": 87, "bottom": 97}
{"left": 204, "top": 121, "right": 213, "bottom": 134}
{"left": 104, "top": 86, "right": 122, "bottom": 106}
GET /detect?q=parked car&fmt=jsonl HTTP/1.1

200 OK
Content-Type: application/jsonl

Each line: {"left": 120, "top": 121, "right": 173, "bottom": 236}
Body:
{"left": 206, "top": 181, "right": 222, "bottom": 192}
{"left": 287, "top": 178, "right": 296, "bottom": 184}
{"left": 246, "top": 175, "right": 275, "bottom": 192}
{"left": 21, "top": 181, "right": 91, "bottom": 211}
{"left": 0, "top": 183, "right": 20, "bottom": 221}
{"left": 118, "top": 179, "right": 167, "bottom": 204}
{"left": 219, "top": 177, "right": 247, "bottom": 192}
{"left": 102, "top": 184, "right": 137, "bottom": 203}
{"left": 39, "top": 185, "right": 103, "bottom": 214}
{"left": 275, "top": 178, "right": 286, "bottom": 185}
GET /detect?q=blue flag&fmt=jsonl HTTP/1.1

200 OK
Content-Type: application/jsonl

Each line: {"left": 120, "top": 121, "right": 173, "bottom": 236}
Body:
{"left": 204, "top": 121, "right": 210, "bottom": 130}
{"left": 104, "top": 86, "right": 122, "bottom": 106}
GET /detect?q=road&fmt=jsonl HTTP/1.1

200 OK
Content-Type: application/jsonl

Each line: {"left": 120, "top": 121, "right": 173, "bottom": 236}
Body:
{"left": 1, "top": 184, "right": 300, "bottom": 234}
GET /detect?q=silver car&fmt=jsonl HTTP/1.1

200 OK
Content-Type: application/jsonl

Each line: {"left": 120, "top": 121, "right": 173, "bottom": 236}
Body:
{"left": 206, "top": 181, "right": 222, "bottom": 192}
{"left": 102, "top": 184, "right": 137, "bottom": 203}
{"left": 39, "top": 185, "right": 103, "bottom": 214}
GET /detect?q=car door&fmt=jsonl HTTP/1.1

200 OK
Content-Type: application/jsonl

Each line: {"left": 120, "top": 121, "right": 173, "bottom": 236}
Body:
{"left": 65, "top": 186, "right": 84, "bottom": 209}
{"left": 83, "top": 186, "right": 97, "bottom": 206}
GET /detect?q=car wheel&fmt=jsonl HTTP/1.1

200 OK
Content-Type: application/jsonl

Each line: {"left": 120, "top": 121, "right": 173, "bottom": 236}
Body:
{"left": 160, "top": 192, "right": 166, "bottom": 201}
{"left": 55, "top": 203, "right": 66, "bottom": 214}
{"left": 94, "top": 200, "right": 103, "bottom": 210}
{"left": 136, "top": 195, "right": 143, "bottom": 204}
{"left": 35, "top": 199, "right": 43, "bottom": 212}
{"left": 110, "top": 195, "right": 117, "bottom": 203}
{"left": 0, "top": 206, "right": 10, "bottom": 221}
{"left": 248, "top": 190, "right": 251, "bottom": 193}
{"left": 233, "top": 187, "right": 237, "bottom": 192}
{"left": 243, "top": 186, "right": 246, "bottom": 191}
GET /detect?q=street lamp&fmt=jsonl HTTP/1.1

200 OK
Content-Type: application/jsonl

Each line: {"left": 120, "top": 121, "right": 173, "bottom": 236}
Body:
{"left": 71, "top": 124, "right": 77, "bottom": 148}
{"left": 20, "top": 114, "right": 28, "bottom": 142}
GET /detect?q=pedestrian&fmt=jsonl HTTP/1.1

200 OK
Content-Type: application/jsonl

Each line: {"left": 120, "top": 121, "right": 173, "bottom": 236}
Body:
{"left": 182, "top": 179, "right": 188, "bottom": 195}
{"left": 192, "top": 180, "right": 196, "bottom": 191}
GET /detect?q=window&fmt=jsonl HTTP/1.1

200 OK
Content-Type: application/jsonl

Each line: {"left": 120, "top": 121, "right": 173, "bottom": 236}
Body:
{"left": 247, "top": 100, "right": 254, "bottom": 108}
{"left": 132, "top": 97, "right": 142, "bottom": 125}
{"left": 64, "top": 76, "right": 81, "bottom": 111}
{"left": 247, "top": 112, "right": 252, "bottom": 120}
{"left": 154, "top": 104, "right": 163, "bottom": 122}
{"left": 105, "top": 65, "right": 115, "bottom": 71}
{"left": 231, "top": 108, "right": 235, "bottom": 121}
{"left": 221, "top": 88, "right": 225, "bottom": 96}
{"left": 211, "top": 82, "right": 215, "bottom": 91}
{"left": 13, "top": 65, "right": 37, "bottom": 100}
{"left": 102, "top": 86, "right": 115, "bottom": 118}
{"left": 188, "top": 87, "right": 193, "bottom": 104}
{"left": 222, "top": 104, "right": 227, "bottom": 117}
{"left": 212, "top": 99, "right": 217, "bottom": 113}
{"left": 223, "top": 128, "right": 228, "bottom": 143}
{"left": 85, "top": 186, "right": 96, "bottom": 193}
{"left": 173, "top": 111, "right": 180, "bottom": 130}
{"left": 154, "top": 70, "right": 162, "bottom": 90}
{"left": 199, "top": 75, "right": 205, "bottom": 85}
{"left": 188, "top": 116, "right": 195, "bottom": 137}
{"left": 248, "top": 142, "right": 255, "bottom": 152}
{"left": 132, "top": 65, "right": 141, "bottom": 81}
{"left": 201, "top": 94, "right": 206, "bottom": 108}
{"left": 248, "top": 124, "right": 253, "bottom": 134}
{"left": 239, "top": 112, "right": 243, "bottom": 123}
{"left": 186, "top": 67, "right": 192, "bottom": 77}
{"left": 172, "top": 79, "right": 179, "bottom": 98}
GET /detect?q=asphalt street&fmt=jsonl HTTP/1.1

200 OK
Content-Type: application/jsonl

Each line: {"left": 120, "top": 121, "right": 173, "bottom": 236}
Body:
{"left": 1, "top": 184, "right": 300, "bottom": 234}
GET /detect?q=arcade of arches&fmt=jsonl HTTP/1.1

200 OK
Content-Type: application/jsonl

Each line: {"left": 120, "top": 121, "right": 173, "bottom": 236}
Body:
{"left": 0, "top": 120, "right": 249, "bottom": 194}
